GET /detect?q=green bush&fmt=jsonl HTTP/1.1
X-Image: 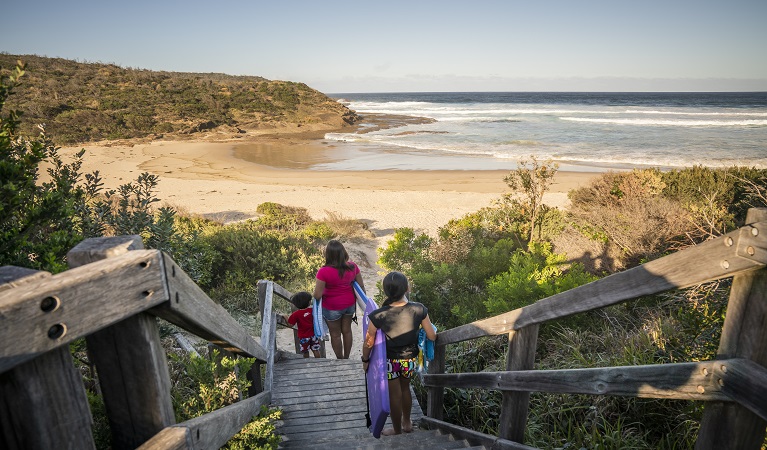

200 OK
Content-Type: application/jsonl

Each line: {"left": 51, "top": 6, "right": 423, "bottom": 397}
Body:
{"left": 485, "top": 241, "right": 597, "bottom": 317}
{"left": 171, "top": 350, "right": 281, "bottom": 449}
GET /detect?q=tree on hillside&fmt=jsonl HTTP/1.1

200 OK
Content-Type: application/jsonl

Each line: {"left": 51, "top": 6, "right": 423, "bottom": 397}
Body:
{"left": 500, "top": 157, "right": 559, "bottom": 243}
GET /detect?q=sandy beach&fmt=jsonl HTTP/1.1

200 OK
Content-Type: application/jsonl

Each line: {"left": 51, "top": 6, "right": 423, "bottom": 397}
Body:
{"left": 61, "top": 136, "right": 599, "bottom": 238}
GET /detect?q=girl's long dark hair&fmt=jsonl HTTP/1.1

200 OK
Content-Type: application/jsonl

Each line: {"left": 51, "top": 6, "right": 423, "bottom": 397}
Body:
{"left": 324, "top": 240, "right": 354, "bottom": 278}
{"left": 382, "top": 271, "right": 408, "bottom": 306}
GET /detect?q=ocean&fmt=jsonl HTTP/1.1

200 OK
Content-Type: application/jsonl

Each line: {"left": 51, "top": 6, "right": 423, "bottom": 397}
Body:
{"left": 322, "top": 92, "right": 767, "bottom": 172}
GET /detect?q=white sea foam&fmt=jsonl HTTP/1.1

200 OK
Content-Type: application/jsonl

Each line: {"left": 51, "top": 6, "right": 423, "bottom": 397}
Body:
{"left": 330, "top": 93, "right": 767, "bottom": 170}
{"left": 624, "top": 109, "right": 767, "bottom": 117}
{"left": 560, "top": 117, "right": 767, "bottom": 127}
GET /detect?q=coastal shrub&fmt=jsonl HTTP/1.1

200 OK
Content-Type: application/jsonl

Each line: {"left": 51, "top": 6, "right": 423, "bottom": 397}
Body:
{"left": 660, "top": 166, "right": 767, "bottom": 246}
{"left": 170, "top": 349, "right": 281, "bottom": 449}
{"left": 255, "top": 202, "right": 313, "bottom": 232}
{"left": 484, "top": 242, "right": 597, "bottom": 321}
{"left": 380, "top": 226, "right": 521, "bottom": 328}
{"left": 568, "top": 170, "right": 689, "bottom": 268}
{"left": 500, "top": 156, "right": 559, "bottom": 243}
{"left": 201, "top": 221, "right": 323, "bottom": 311}
{"left": 321, "top": 210, "right": 375, "bottom": 242}
{"left": 377, "top": 227, "right": 433, "bottom": 274}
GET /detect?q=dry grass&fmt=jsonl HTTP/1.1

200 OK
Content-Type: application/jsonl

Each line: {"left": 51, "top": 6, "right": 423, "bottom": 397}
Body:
{"left": 322, "top": 210, "right": 376, "bottom": 242}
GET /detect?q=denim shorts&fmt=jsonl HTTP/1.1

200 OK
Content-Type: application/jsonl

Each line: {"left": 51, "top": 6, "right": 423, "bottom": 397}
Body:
{"left": 322, "top": 304, "right": 356, "bottom": 322}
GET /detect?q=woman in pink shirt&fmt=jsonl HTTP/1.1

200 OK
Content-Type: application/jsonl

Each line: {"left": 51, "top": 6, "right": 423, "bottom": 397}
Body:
{"left": 313, "top": 240, "right": 366, "bottom": 359}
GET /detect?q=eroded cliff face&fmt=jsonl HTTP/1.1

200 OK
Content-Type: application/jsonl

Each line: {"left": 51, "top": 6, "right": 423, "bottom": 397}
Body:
{"left": 0, "top": 54, "right": 360, "bottom": 145}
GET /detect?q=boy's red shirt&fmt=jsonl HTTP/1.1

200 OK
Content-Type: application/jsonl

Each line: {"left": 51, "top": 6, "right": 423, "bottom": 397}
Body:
{"left": 287, "top": 307, "right": 314, "bottom": 339}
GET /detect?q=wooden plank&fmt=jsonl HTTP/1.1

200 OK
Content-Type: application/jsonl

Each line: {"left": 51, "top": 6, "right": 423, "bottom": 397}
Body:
{"left": 265, "top": 310, "right": 277, "bottom": 391}
{"left": 278, "top": 426, "right": 371, "bottom": 444}
{"left": 697, "top": 209, "right": 767, "bottom": 450}
{"left": 280, "top": 403, "right": 367, "bottom": 418}
{"left": 716, "top": 359, "right": 767, "bottom": 422}
{"left": 173, "top": 332, "right": 200, "bottom": 357}
{"left": 260, "top": 280, "right": 276, "bottom": 391}
{"left": 136, "top": 427, "right": 192, "bottom": 450}
{"left": 274, "top": 378, "right": 366, "bottom": 394}
{"left": 421, "top": 417, "right": 538, "bottom": 450}
{"left": 273, "top": 391, "right": 366, "bottom": 407}
{"left": 422, "top": 360, "right": 733, "bottom": 401}
{"left": 427, "top": 344, "right": 446, "bottom": 420}
{"left": 276, "top": 416, "right": 369, "bottom": 435}
{"left": 151, "top": 253, "right": 267, "bottom": 361}
{"left": 271, "top": 282, "right": 295, "bottom": 304}
{"left": 86, "top": 314, "right": 176, "bottom": 448}
{"left": 0, "top": 266, "right": 95, "bottom": 450}
{"left": 499, "top": 325, "right": 538, "bottom": 443}
{"left": 66, "top": 234, "right": 145, "bottom": 266}
{"left": 0, "top": 250, "right": 167, "bottom": 373}
{"left": 171, "top": 391, "right": 271, "bottom": 450}
{"left": 438, "top": 220, "right": 767, "bottom": 346}
{"left": 69, "top": 236, "right": 176, "bottom": 450}
{"left": 0, "top": 266, "right": 50, "bottom": 292}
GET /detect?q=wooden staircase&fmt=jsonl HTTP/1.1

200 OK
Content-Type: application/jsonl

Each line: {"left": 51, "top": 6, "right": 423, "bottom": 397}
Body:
{"left": 271, "top": 357, "right": 482, "bottom": 449}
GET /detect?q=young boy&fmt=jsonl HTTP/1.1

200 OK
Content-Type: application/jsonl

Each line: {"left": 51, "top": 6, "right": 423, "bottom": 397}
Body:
{"left": 287, "top": 291, "right": 322, "bottom": 358}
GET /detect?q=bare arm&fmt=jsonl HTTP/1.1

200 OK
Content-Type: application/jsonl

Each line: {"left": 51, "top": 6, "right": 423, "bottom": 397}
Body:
{"left": 362, "top": 322, "right": 377, "bottom": 371}
{"left": 313, "top": 279, "right": 325, "bottom": 300}
{"left": 421, "top": 314, "right": 437, "bottom": 341}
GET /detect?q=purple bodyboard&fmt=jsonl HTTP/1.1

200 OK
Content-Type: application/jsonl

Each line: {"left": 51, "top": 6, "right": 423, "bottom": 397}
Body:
{"left": 354, "top": 282, "right": 390, "bottom": 438}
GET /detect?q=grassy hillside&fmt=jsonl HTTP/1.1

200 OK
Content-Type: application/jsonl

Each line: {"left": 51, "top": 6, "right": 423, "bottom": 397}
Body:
{"left": 0, "top": 53, "right": 359, "bottom": 145}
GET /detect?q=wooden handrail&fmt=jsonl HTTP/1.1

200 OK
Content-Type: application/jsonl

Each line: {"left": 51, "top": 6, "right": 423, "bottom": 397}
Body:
{"left": 136, "top": 391, "right": 272, "bottom": 450}
{"left": 437, "top": 219, "right": 767, "bottom": 347}
{"left": 0, "top": 235, "right": 275, "bottom": 449}
{"left": 0, "top": 249, "right": 167, "bottom": 373}
{"left": 424, "top": 208, "right": 767, "bottom": 450}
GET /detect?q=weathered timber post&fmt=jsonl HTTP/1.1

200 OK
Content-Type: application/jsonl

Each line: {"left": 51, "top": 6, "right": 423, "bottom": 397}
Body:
{"left": 67, "top": 235, "right": 175, "bottom": 450}
{"left": 426, "top": 343, "right": 447, "bottom": 420}
{"left": 250, "top": 280, "right": 272, "bottom": 395}
{"left": 696, "top": 208, "right": 767, "bottom": 450}
{"left": 499, "top": 324, "right": 540, "bottom": 443}
{"left": 0, "top": 266, "right": 96, "bottom": 449}
{"left": 259, "top": 281, "right": 277, "bottom": 391}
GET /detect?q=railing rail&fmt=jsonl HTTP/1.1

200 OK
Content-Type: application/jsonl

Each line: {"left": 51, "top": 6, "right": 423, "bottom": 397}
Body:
{"left": 0, "top": 235, "right": 272, "bottom": 450}
{"left": 423, "top": 208, "right": 767, "bottom": 449}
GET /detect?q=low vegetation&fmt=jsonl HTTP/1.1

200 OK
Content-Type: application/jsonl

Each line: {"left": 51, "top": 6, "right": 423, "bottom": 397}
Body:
{"left": 0, "top": 54, "right": 359, "bottom": 145}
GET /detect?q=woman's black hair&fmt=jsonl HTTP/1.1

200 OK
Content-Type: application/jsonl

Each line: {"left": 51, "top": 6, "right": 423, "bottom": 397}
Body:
{"left": 382, "top": 271, "right": 409, "bottom": 306}
{"left": 290, "top": 291, "right": 313, "bottom": 309}
{"left": 324, "top": 240, "right": 354, "bottom": 278}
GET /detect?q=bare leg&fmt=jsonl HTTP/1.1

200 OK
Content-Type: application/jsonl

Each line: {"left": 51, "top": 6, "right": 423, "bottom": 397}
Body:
{"left": 302, "top": 352, "right": 309, "bottom": 358}
{"left": 340, "top": 314, "right": 353, "bottom": 359}
{"left": 400, "top": 377, "right": 413, "bottom": 432}
{"left": 382, "top": 377, "right": 403, "bottom": 435}
{"left": 311, "top": 349, "right": 322, "bottom": 358}
{"left": 325, "top": 318, "right": 343, "bottom": 359}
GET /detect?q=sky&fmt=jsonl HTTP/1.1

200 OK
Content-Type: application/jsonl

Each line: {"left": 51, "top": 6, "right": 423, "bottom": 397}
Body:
{"left": 2, "top": 0, "right": 766, "bottom": 93}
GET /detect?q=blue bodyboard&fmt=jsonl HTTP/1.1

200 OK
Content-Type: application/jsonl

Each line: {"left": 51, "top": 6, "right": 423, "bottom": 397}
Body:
{"left": 353, "top": 281, "right": 390, "bottom": 438}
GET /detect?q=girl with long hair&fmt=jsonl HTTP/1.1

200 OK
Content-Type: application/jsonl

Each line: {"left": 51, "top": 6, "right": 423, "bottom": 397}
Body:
{"left": 362, "top": 271, "right": 436, "bottom": 435}
{"left": 313, "top": 240, "right": 365, "bottom": 359}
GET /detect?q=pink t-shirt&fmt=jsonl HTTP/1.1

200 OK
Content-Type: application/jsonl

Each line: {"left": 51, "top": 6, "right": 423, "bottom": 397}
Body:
{"left": 316, "top": 262, "right": 360, "bottom": 311}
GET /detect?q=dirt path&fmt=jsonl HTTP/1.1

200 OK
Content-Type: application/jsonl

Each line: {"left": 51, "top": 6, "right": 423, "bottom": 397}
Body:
{"left": 274, "top": 236, "right": 387, "bottom": 360}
